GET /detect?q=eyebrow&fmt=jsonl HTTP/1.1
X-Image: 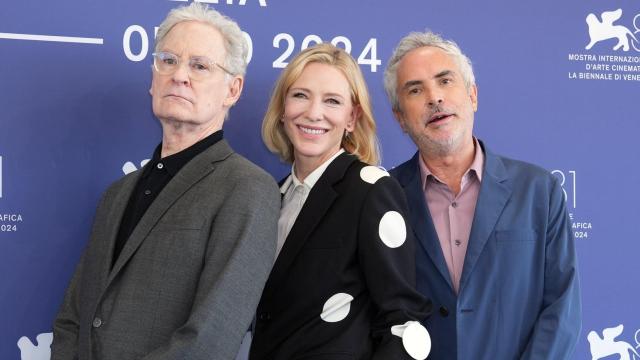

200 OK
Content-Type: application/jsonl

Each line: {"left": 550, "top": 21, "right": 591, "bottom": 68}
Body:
{"left": 159, "top": 49, "right": 213, "bottom": 60}
{"left": 289, "top": 87, "right": 346, "bottom": 99}
{"left": 402, "top": 70, "right": 456, "bottom": 90}
{"left": 434, "top": 70, "right": 454, "bottom": 79}
{"left": 401, "top": 80, "right": 423, "bottom": 90}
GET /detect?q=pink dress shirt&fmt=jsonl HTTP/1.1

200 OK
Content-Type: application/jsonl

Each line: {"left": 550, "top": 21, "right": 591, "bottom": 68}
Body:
{"left": 418, "top": 139, "right": 484, "bottom": 294}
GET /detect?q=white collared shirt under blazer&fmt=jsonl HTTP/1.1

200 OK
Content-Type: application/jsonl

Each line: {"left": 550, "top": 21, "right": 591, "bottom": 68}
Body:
{"left": 276, "top": 149, "right": 344, "bottom": 258}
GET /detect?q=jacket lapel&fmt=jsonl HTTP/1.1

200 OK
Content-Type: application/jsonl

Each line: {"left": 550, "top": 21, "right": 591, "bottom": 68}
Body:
{"left": 395, "top": 152, "right": 454, "bottom": 291}
{"left": 97, "top": 172, "right": 140, "bottom": 289}
{"left": 459, "top": 142, "right": 512, "bottom": 293}
{"left": 263, "top": 153, "right": 355, "bottom": 299}
{"left": 107, "top": 140, "right": 234, "bottom": 284}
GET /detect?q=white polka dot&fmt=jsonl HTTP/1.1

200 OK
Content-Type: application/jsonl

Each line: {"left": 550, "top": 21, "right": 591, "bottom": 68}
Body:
{"left": 320, "top": 293, "right": 353, "bottom": 323}
{"left": 402, "top": 322, "right": 431, "bottom": 360}
{"left": 360, "top": 166, "right": 389, "bottom": 184}
{"left": 378, "top": 211, "right": 406, "bottom": 248}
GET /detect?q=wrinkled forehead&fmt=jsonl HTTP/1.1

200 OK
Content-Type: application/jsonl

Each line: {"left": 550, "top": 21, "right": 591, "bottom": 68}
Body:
{"left": 158, "top": 21, "right": 226, "bottom": 58}
{"left": 397, "top": 46, "right": 460, "bottom": 81}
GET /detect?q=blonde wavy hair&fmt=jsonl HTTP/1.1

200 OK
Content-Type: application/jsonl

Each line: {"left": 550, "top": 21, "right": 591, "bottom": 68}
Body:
{"left": 262, "top": 43, "right": 380, "bottom": 165}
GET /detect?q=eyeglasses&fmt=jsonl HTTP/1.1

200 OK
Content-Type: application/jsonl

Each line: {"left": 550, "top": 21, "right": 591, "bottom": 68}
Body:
{"left": 152, "top": 51, "right": 234, "bottom": 80}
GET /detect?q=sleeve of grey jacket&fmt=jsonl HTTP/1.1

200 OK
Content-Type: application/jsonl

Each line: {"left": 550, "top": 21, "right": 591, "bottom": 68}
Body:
{"left": 51, "top": 253, "right": 84, "bottom": 360}
{"left": 142, "top": 170, "right": 280, "bottom": 360}
{"left": 51, "top": 188, "right": 113, "bottom": 360}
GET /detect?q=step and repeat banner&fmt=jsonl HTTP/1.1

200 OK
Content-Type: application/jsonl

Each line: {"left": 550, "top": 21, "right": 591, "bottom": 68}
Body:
{"left": 1, "top": 0, "right": 639, "bottom": 358}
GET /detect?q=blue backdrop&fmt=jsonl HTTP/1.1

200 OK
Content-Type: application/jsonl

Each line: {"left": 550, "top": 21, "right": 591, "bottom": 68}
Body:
{"left": 2, "top": 0, "right": 639, "bottom": 359}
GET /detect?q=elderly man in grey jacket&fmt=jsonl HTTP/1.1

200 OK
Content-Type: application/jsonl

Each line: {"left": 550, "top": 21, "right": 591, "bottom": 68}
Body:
{"left": 51, "top": 3, "right": 279, "bottom": 359}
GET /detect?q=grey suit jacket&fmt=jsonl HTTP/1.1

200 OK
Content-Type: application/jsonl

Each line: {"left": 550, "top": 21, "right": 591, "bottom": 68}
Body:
{"left": 52, "top": 140, "right": 280, "bottom": 360}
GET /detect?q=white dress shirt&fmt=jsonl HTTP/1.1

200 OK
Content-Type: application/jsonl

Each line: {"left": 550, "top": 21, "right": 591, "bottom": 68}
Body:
{"left": 276, "top": 149, "right": 345, "bottom": 259}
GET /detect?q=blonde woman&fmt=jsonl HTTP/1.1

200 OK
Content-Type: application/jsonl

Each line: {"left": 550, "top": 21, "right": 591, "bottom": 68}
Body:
{"left": 249, "top": 43, "right": 432, "bottom": 360}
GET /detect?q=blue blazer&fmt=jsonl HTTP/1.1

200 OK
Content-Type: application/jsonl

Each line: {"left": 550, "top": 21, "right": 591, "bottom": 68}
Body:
{"left": 390, "top": 141, "right": 581, "bottom": 360}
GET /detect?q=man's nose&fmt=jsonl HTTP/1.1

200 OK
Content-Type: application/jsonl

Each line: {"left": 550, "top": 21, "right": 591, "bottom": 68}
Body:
{"left": 425, "top": 88, "right": 444, "bottom": 107}
{"left": 171, "top": 62, "right": 191, "bottom": 85}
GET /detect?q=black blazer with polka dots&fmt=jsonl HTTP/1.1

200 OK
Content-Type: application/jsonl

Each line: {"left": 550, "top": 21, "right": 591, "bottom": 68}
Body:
{"left": 250, "top": 152, "right": 432, "bottom": 360}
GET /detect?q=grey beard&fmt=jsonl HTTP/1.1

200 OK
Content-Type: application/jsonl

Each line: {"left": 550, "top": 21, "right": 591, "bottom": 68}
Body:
{"left": 413, "top": 130, "right": 464, "bottom": 157}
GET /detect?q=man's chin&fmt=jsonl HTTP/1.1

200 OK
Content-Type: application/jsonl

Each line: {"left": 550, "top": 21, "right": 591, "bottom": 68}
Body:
{"left": 157, "top": 115, "right": 198, "bottom": 128}
{"left": 420, "top": 135, "right": 464, "bottom": 156}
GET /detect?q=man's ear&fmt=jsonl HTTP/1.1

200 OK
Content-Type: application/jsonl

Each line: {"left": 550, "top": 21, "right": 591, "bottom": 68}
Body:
{"left": 469, "top": 84, "right": 478, "bottom": 112}
{"left": 223, "top": 76, "right": 244, "bottom": 108}
{"left": 393, "top": 108, "right": 408, "bottom": 133}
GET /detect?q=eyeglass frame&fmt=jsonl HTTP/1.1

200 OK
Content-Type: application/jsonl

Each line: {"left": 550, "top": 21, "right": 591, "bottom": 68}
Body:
{"left": 151, "top": 51, "right": 235, "bottom": 79}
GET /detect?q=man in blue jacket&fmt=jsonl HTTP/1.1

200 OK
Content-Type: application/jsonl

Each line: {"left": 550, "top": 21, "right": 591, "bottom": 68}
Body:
{"left": 383, "top": 31, "right": 581, "bottom": 359}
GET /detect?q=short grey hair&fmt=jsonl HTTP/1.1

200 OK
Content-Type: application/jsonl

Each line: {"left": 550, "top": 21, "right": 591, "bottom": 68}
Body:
{"left": 155, "top": 2, "right": 248, "bottom": 76}
{"left": 383, "top": 31, "right": 475, "bottom": 112}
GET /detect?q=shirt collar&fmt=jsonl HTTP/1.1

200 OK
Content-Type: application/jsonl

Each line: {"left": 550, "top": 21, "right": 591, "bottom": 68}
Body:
{"left": 147, "top": 130, "right": 224, "bottom": 177}
{"left": 419, "top": 137, "right": 484, "bottom": 190}
{"left": 280, "top": 149, "right": 345, "bottom": 194}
